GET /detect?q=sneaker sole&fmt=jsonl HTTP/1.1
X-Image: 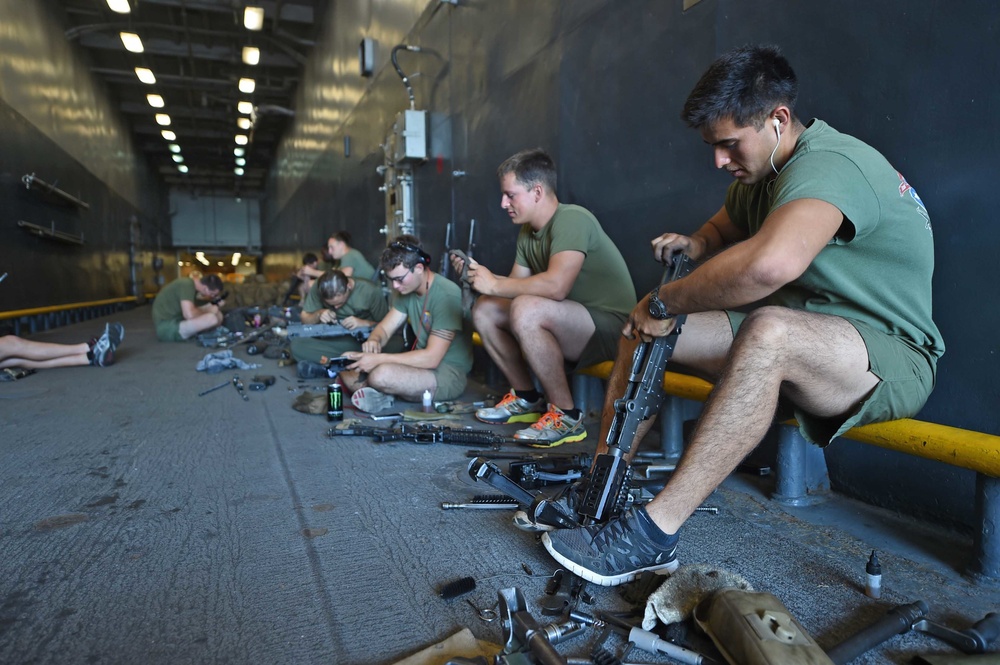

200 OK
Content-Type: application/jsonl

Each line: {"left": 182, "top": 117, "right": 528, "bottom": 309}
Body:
{"left": 512, "top": 510, "right": 556, "bottom": 533}
{"left": 516, "top": 429, "right": 588, "bottom": 449}
{"left": 475, "top": 412, "right": 543, "bottom": 425}
{"left": 541, "top": 532, "right": 679, "bottom": 587}
{"left": 352, "top": 388, "right": 395, "bottom": 413}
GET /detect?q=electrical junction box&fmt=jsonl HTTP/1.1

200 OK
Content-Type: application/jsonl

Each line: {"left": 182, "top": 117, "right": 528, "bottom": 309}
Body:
{"left": 390, "top": 109, "right": 428, "bottom": 163}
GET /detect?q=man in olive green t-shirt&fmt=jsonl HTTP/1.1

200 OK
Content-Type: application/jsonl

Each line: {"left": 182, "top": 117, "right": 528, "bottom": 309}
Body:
{"left": 453, "top": 149, "right": 636, "bottom": 448}
{"left": 151, "top": 274, "right": 226, "bottom": 342}
{"left": 540, "top": 45, "right": 944, "bottom": 588}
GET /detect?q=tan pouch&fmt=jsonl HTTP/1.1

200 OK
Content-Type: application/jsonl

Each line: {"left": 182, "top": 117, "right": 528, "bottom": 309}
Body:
{"left": 694, "top": 589, "right": 834, "bottom": 665}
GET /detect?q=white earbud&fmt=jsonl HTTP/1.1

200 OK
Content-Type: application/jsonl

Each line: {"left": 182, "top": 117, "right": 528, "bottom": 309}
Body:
{"left": 769, "top": 117, "right": 782, "bottom": 176}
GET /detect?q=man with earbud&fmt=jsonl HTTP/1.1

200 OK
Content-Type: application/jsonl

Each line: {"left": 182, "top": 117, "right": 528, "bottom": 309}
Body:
{"left": 540, "top": 44, "right": 944, "bottom": 587}
{"left": 340, "top": 236, "right": 473, "bottom": 413}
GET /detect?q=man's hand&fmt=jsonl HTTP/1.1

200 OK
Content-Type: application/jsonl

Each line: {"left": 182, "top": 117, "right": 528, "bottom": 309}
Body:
{"left": 466, "top": 260, "right": 500, "bottom": 295}
{"left": 342, "top": 350, "right": 380, "bottom": 372}
{"left": 318, "top": 309, "right": 338, "bottom": 324}
{"left": 623, "top": 294, "right": 678, "bottom": 342}
{"left": 651, "top": 233, "right": 707, "bottom": 264}
{"left": 340, "top": 316, "right": 364, "bottom": 330}
{"left": 360, "top": 339, "right": 382, "bottom": 354}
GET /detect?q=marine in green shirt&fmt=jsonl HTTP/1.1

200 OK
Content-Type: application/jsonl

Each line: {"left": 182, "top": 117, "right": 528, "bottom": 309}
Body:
{"left": 151, "top": 274, "right": 226, "bottom": 342}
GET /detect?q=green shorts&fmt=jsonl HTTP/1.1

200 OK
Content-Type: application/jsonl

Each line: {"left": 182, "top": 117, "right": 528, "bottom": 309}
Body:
{"left": 575, "top": 308, "right": 629, "bottom": 370}
{"left": 727, "top": 311, "right": 936, "bottom": 446}
{"left": 155, "top": 319, "right": 185, "bottom": 342}
{"left": 432, "top": 362, "right": 467, "bottom": 402}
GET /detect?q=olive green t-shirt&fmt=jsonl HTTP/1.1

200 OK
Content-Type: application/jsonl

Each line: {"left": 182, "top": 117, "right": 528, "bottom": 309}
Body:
{"left": 392, "top": 275, "right": 472, "bottom": 373}
{"left": 151, "top": 278, "right": 196, "bottom": 324}
{"left": 514, "top": 204, "right": 636, "bottom": 316}
{"left": 334, "top": 248, "right": 376, "bottom": 281}
{"left": 724, "top": 119, "right": 944, "bottom": 362}
{"left": 302, "top": 277, "right": 387, "bottom": 323}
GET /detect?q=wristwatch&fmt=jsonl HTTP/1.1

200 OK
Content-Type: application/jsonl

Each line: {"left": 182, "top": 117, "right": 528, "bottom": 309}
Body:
{"left": 647, "top": 287, "right": 672, "bottom": 320}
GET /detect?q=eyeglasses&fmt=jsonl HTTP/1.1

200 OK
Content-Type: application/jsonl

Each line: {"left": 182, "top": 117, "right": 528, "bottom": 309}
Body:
{"left": 387, "top": 267, "right": 413, "bottom": 285}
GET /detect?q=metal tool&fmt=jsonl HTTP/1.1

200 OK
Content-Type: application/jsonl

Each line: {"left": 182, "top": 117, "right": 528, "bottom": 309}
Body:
{"left": 465, "top": 598, "right": 498, "bottom": 623}
{"left": 232, "top": 375, "right": 249, "bottom": 401}
{"left": 911, "top": 611, "right": 1000, "bottom": 654}
{"left": 573, "top": 611, "right": 710, "bottom": 665}
{"left": 498, "top": 587, "right": 585, "bottom": 665}
{"left": 197, "top": 381, "right": 230, "bottom": 397}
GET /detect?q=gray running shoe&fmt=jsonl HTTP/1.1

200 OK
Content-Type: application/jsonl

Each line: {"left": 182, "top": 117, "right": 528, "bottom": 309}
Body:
{"left": 90, "top": 323, "right": 124, "bottom": 367}
{"left": 514, "top": 405, "right": 587, "bottom": 448}
{"left": 542, "top": 507, "right": 679, "bottom": 587}
{"left": 476, "top": 390, "right": 545, "bottom": 424}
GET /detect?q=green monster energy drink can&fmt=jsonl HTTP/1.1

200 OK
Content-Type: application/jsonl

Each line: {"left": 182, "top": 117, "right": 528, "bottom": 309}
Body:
{"left": 327, "top": 383, "right": 343, "bottom": 421}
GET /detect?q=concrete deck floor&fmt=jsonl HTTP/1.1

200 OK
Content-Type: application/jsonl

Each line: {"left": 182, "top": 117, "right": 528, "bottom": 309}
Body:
{"left": 1, "top": 306, "right": 998, "bottom": 665}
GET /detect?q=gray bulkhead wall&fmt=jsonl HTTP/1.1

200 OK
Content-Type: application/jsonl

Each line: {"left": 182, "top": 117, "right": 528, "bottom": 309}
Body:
{"left": 263, "top": 0, "right": 999, "bottom": 528}
{"left": 0, "top": 1, "right": 168, "bottom": 311}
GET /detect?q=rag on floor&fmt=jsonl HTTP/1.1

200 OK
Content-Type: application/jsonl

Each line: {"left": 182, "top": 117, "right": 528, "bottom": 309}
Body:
{"left": 196, "top": 350, "right": 260, "bottom": 374}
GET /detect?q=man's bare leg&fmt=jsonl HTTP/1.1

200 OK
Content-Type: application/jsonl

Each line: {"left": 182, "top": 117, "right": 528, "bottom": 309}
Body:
{"left": 364, "top": 363, "right": 437, "bottom": 402}
{"left": 508, "top": 296, "right": 594, "bottom": 411}
{"left": 594, "top": 310, "right": 735, "bottom": 459}
{"left": 472, "top": 296, "right": 535, "bottom": 392}
{"left": 643, "top": 306, "right": 878, "bottom": 535}
{"left": 179, "top": 310, "right": 223, "bottom": 339}
{"left": 0, "top": 336, "right": 90, "bottom": 369}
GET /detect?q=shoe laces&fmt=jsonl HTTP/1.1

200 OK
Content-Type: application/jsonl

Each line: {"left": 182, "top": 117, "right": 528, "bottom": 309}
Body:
{"left": 532, "top": 409, "right": 567, "bottom": 431}
{"left": 496, "top": 391, "right": 520, "bottom": 408}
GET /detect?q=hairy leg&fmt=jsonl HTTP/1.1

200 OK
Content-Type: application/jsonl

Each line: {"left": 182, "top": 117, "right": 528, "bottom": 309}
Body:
{"left": 644, "top": 307, "right": 878, "bottom": 534}
{"left": 595, "top": 311, "right": 734, "bottom": 458}
{"left": 508, "top": 296, "right": 595, "bottom": 411}
{"left": 365, "top": 363, "right": 437, "bottom": 402}
{"left": 472, "top": 295, "right": 534, "bottom": 391}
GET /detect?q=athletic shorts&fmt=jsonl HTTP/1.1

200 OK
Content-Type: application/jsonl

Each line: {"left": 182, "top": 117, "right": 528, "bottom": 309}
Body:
{"left": 155, "top": 319, "right": 185, "bottom": 342}
{"left": 726, "top": 311, "right": 937, "bottom": 446}
{"left": 433, "top": 362, "right": 467, "bottom": 402}
{"left": 575, "top": 308, "right": 629, "bottom": 370}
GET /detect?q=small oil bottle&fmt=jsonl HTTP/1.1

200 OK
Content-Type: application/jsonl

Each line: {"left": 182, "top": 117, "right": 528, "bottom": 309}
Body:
{"left": 865, "top": 550, "right": 882, "bottom": 599}
{"left": 422, "top": 389, "right": 433, "bottom": 413}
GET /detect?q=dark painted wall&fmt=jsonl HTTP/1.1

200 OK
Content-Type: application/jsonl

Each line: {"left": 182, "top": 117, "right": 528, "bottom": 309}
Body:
{"left": 266, "top": 0, "right": 998, "bottom": 528}
{"left": 0, "top": 2, "right": 168, "bottom": 312}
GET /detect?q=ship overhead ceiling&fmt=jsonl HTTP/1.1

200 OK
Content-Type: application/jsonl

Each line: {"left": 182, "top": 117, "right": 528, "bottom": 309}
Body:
{"left": 55, "top": 0, "right": 329, "bottom": 197}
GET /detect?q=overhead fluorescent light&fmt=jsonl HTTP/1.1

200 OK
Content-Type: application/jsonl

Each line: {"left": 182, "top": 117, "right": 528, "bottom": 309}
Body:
{"left": 242, "top": 46, "right": 260, "bottom": 66}
{"left": 134, "top": 67, "right": 156, "bottom": 84}
{"left": 237, "top": 117, "right": 251, "bottom": 130}
{"left": 217, "top": 262, "right": 224, "bottom": 267}
{"left": 171, "top": 154, "right": 184, "bottom": 163}
{"left": 195, "top": 252, "right": 209, "bottom": 266}
{"left": 146, "top": 93, "right": 165, "bottom": 108}
{"left": 244, "top": 7, "right": 264, "bottom": 31}
{"left": 155, "top": 113, "right": 171, "bottom": 126}
{"left": 238, "top": 78, "right": 255, "bottom": 94}
{"left": 120, "top": 32, "right": 144, "bottom": 53}
{"left": 237, "top": 101, "right": 253, "bottom": 115}
{"left": 168, "top": 144, "right": 181, "bottom": 153}
{"left": 177, "top": 164, "right": 189, "bottom": 173}
{"left": 161, "top": 130, "right": 176, "bottom": 141}
{"left": 235, "top": 157, "right": 246, "bottom": 166}
{"left": 235, "top": 134, "right": 248, "bottom": 145}
{"left": 232, "top": 252, "right": 242, "bottom": 266}
{"left": 234, "top": 148, "right": 245, "bottom": 157}
{"left": 234, "top": 167, "right": 245, "bottom": 176}
{"left": 107, "top": 0, "right": 131, "bottom": 14}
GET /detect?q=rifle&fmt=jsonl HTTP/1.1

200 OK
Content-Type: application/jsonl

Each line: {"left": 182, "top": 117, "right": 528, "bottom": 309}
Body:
{"left": 285, "top": 322, "right": 373, "bottom": 343}
{"left": 328, "top": 423, "right": 520, "bottom": 447}
{"left": 468, "top": 253, "right": 695, "bottom": 529}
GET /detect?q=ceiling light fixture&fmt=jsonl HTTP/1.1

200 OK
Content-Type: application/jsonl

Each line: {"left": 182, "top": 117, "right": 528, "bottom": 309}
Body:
{"left": 146, "top": 93, "right": 165, "bottom": 108}
{"left": 235, "top": 167, "right": 245, "bottom": 176}
{"left": 244, "top": 6, "right": 264, "bottom": 31}
{"left": 195, "top": 252, "right": 209, "bottom": 266}
{"left": 235, "top": 134, "right": 248, "bottom": 145}
{"left": 171, "top": 154, "right": 184, "bottom": 163}
{"left": 238, "top": 78, "right": 255, "bottom": 94}
{"left": 119, "top": 32, "right": 144, "bottom": 53}
{"left": 178, "top": 164, "right": 189, "bottom": 173}
{"left": 242, "top": 46, "right": 260, "bottom": 66}
{"left": 235, "top": 157, "right": 246, "bottom": 166}
{"left": 134, "top": 67, "right": 156, "bottom": 84}
{"left": 232, "top": 252, "right": 242, "bottom": 266}
{"left": 237, "top": 117, "right": 251, "bottom": 130}
{"left": 155, "top": 113, "right": 171, "bottom": 126}
{"left": 237, "top": 101, "right": 254, "bottom": 115}
{"left": 168, "top": 144, "right": 181, "bottom": 153}
{"left": 107, "top": 0, "right": 131, "bottom": 14}
{"left": 161, "top": 130, "right": 176, "bottom": 141}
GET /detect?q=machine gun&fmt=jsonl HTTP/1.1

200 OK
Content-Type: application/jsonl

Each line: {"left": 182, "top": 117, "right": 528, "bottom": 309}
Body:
{"left": 468, "top": 253, "right": 695, "bottom": 529}
{"left": 285, "top": 322, "right": 373, "bottom": 343}
{"left": 328, "top": 423, "right": 520, "bottom": 447}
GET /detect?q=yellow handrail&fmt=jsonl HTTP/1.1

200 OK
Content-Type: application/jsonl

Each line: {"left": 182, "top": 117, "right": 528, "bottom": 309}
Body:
{"left": 0, "top": 296, "right": 138, "bottom": 320}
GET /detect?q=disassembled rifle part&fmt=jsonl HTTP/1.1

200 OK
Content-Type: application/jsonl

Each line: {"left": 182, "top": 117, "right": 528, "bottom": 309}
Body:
{"left": 231, "top": 375, "right": 249, "bottom": 401}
